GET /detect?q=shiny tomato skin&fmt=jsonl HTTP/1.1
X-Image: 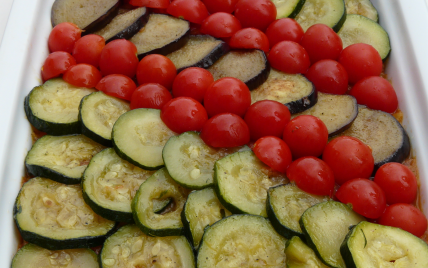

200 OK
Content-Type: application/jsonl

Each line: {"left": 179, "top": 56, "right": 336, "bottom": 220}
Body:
{"left": 129, "top": 0, "right": 170, "bottom": 8}
{"left": 63, "top": 64, "right": 102, "bottom": 88}
{"left": 229, "top": 28, "right": 270, "bottom": 53}
{"left": 322, "top": 136, "right": 374, "bottom": 185}
{"left": 268, "top": 41, "right": 310, "bottom": 74}
{"left": 202, "top": 0, "right": 239, "bottom": 13}
{"left": 167, "top": 0, "right": 209, "bottom": 24}
{"left": 200, "top": 113, "right": 250, "bottom": 147}
{"left": 350, "top": 76, "right": 398, "bottom": 113}
{"left": 253, "top": 136, "right": 292, "bottom": 173}
{"left": 137, "top": 54, "right": 177, "bottom": 89}
{"left": 48, "top": 22, "right": 81, "bottom": 54}
{"left": 374, "top": 163, "right": 418, "bottom": 205}
{"left": 99, "top": 39, "right": 139, "bottom": 78}
{"left": 265, "top": 18, "right": 304, "bottom": 48}
{"left": 172, "top": 67, "right": 213, "bottom": 103}
{"left": 379, "top": 204, "right": 427, "bottom": 237}
{"left": 234, "top": 0, "right": 276, "bottom": 31}
{"left": 305, "top": 59, "right": 349, "bottom": 95}
{"left": 300, "top": 24, "right": 343, "bottom": 63}
{"left": 286, "top": 156, "right": 335, "bottom": 196}
{"left": 72, "top": 34, "right": 105, "bottom": 68}
{"left": 336, "top": 178, "right": 386, "bottom": 219}
{"left": 282, "top": 115, "right": 328, "bottom": 159}
{"left": 41, "top": 51, "right": 76, "bottom": 82}
{"left": 200, "top": 13, "right": 241, "bottom": 38}
{"left": 96, "top": 74, "right": 137, "bottom": 101}
{"left": 131, "top": 83, "right": 172, "bottom": 109}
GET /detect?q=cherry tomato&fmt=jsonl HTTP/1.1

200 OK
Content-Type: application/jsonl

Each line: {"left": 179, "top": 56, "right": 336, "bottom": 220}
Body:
{"left": 268, "top": 41, "right": 310, "bottom": 74}
{"left": 379, "top": 204, "right": 427, "bottom": 237}
{"left": 300, "top": 24, "right": 343, "bottom": 63}
{"left": 200, "top": 13, "right": 241, "bottom": 38}
{"left": 350, "top": 76, "right": 398, "bottom": 113}
{"left": 131, "top": 83, "right": 172, "bottom": 109}
{"left": 253, "top": 136, "right": 292, "bottom": 173}
{"left": 305, "top": 59, "right": 349, "bottom": 95}
{"left": 229, "top": 28, "right": 269, "bottom": 53}
{"left": 204, "top": 77, "right": 251, "bottom": 118}
{"left": 63, "top": 64, "right": 102, "bottom": 88}
{"left": 96, "top": 74, "right": 137, "bottom": 101}
{"left": 200, "top": 113, "right": 250, "bottom": 147}
{"left": 286, "top": 156, "right": 335, "bottom": 196}
{"left": 244, "top": 100, "right": 291, "bottom": 141}
{"left": 322, "top": 136, "right": 374, "bottom": 185}
{"left": 41, "top": 51, "right": 76, "bottom": 82}
{"left": 282, "top": 115, "right": 328, "bottom": 159}
{"left": 161, "top": 97, "right": 208, "bottom": 133}
{"left": 167, "top": 0, "right": 209, "bottom": 24}
{"left": 336, "top": 178, "right": 386, "bottom": 219}
{"left": 265, "top": 18, "right": 304, "bottom": 48}
{"left": 48, "top": 22, "right": 81, "bottom": 54}
{"left": 172, "top": 67, "right": 213, "bottom": 103}
{"left": 374, "top": 163, "right": 417, "bottom": 205}
{"left": 234, "top": 0, "right": 276, "bottom": 31}
{"left": 202, "top": 0, "right": 238, "bottom": 13}
{"left": 72, "top": 34, "right": 105, "bottom": 68}
{"left": 99, "top": 39, "right": 139, "bottom": 78}
{"left": 338, "top": 43, "right": 382, "bottom": 84}
{"left": 137, "top": 54, "right": 177, "bottom": 89}
{"left": 129, "top": 0, "right": 170, "bottom": 8}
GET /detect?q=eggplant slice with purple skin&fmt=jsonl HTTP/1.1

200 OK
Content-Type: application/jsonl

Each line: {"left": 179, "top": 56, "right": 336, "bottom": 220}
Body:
{"left": 51, "top": 0, "right": 120, "bottom": 34}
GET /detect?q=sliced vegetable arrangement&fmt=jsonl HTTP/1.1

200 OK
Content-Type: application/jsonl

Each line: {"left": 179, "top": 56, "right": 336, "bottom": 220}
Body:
{"left": 14, "top": 0, "right": 428, "bottom": 267}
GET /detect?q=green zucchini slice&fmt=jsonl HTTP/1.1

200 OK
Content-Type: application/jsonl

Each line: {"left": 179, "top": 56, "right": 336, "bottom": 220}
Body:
{"left": 12, "top": 243, "right": 99, "bottom": 268}
{"left": 285, "top": 236, "right": 329, "bottom": 268}
{"left": 100, "top": 225, "right": 195, "bottom": 268}
{"left": 24, "top": 78, "right": 96, "bottom": 136}
{"left": 295, "top": 0, "right": 346, "bottom": 32}
{"left": 272, "top": 0, "right": 306, "bottom": 19}
{"left": 14, "top": 177, "right": 116, "bottom": 250}
{"left": 344, "top": 0, "right": 378, "bottom": 22}
{"left": 25, "top": 135, "right": 105, "bottom": 184}
{"left": 215, "top": 150, "right": 288, "bottom": 217}
{"left": 82, "top": 148, "right": 155, "bottom": 222}
{"left": 197, "top": 214, "right": 287, "bottom": 267}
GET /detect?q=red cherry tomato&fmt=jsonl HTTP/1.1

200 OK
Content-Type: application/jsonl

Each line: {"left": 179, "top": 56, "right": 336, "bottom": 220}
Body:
{"left": 137, "top": 54, "right": 177, "bottom": 89}
{"left": 96, "top": 74, "right": 137, "bottom": 101}
{"left": 72, "top": 34, "right": 105, "bottom": 68}
{"left": 204, "top": 77, "right": 251, "bottom": 118}
{"left": 268, "top": 41, "right": 310, "bottom": 74}
{"left": 379, "top": 204, "right": 427, "bottom": 237}
{"left": 202, "top": 0, "right": 238, "bottom": 13}
{"left": 282, "top": 115, "right": 328, "bottom": 159}
{"left": 200, "top": 13, "right": 241, "bottom": 38}
{"left": 322, "top": 136, "right": 374, "bottom": 185}
{"left": 244, "top": 100, "right": 291, "bottom": 141}
{"left": 374, "top": 163, "right": 418, "bottom": 205}
{"left": 336, "top": 178, "right": 386, "bottom": 219}
{"left": 172, "top": 67, "right": 213, "bottom": 103}
{"left": 350, "top": 76, "right": 398, "bottom": 113}
{"left": 200, "top": 113, "right": 250, "bottom": 147}
{"left": 131, "top": 83, "right": 172, "bottom": 110}
{"left": 167, "top": 0, "right": 209, "bottom": 24}
{"left": 229, "top": 28, "right": 270, "bottom": 53}
{"left": 41, "top": 51, "right": 76, "bottom": 82}
{"left": 300, "top": 24, "right": 343, "bottom": 63}
{"left": 253, "top": 136, "right": 292, "bottom": 173}
{"left": 305, "top": 59, "right": 349, "bottom": 95}
{"left": 265, "top": 18, "right": 304, "bottom": 48}
{"left": 338, "top": 43, "right": 382, "bottom": 84}
{"left": 48, "top": 22, "right": 81, "bottom": 54}
{"left": 99, "top": 39, "right": 139, "bottom": 78}
{"left": 234, "top": 0, "right": 276, "bottom": 31}
{"left": 63, "top": 64, "right": 102, "bottom": 88}
{"left": 129, "top": 0, "right": 170, "bottom": 8}
{"left": 286, "top": 156, "right": 335, "bottom": 196}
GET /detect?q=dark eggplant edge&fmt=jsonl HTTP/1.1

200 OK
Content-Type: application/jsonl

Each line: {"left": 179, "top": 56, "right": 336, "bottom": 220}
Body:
{"left": 104, "top": 7, "right": 150, "bottom": 43}
{"left": 327, "top": 96, "right": 359, "bottom": 137}
{"left": 286, "top": 86, "right": 318, "bottom": 115}
{"left": 243, "top": 49, "right": 270, "bottom": 90}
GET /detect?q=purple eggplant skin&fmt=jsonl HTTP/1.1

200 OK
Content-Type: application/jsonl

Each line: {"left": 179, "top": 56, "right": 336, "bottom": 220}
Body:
{"left": 244, "top": 50, "right": 270, "bottom": 90}
{"left": 286, "top": 87, "right": 318, "bottom": 115}
{"left": 104, "top": 8, "right": 150, "bottom": 43}
{"left": 137, "top": 30, "right": 191, "bottom": 60}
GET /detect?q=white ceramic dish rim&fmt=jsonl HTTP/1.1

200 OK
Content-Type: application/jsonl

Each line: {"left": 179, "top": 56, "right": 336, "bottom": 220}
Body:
{"left": 1, "top": 0, "right": 428, "bottom": 266}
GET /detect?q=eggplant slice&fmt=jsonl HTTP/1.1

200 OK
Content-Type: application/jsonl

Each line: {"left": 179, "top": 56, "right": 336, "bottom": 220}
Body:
{"left": 166, "top": 35, "right": 229, "bottom": 73}
{"left": 251, "top": 69, "right": 317, "bottom": 114}
{"left": 51, "top": 0, "right": 120, "bottom": 34}
{"left": 130, "top": 14, "right": 190, "bottom": 59}
{"left": 208, "top": 49, "right": 269, "bottom": 90}
{"left": 293, "top": 92, "right": 358, "bottom": 136}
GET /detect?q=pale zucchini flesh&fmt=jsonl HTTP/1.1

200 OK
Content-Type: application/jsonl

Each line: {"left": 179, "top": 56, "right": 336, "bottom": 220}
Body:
{"left": 345, "top": 0, "right": 378, "bottom": 22}
{"left": 295, "top": 0, "right": 346, "bottom": 32}
{"left": 272, "top": 0, "right": 306, "bottom": 19}
{"left": 285, "top": 236, "right": 329, "bottom": 268}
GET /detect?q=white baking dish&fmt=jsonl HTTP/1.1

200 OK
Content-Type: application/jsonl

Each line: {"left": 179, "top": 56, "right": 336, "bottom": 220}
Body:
{"left": 0, "top": 0, "right": 428, "bottom": 266}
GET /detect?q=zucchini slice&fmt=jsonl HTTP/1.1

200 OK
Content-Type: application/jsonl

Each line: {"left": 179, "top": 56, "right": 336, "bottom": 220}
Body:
{"left": 24, "top": 78, "right": 96, "bottom": 136}
{"left": 112, "top": 108, "right": 177, "bottom": 170}
{"left": 338, "top": 14, "right": 391, "bottom": 60}
{"left": 12, "top": 243, "right": 99, "bottom": 268}
{"left": 100, "top": 224, "right": 195, "bottom": 268}
{"left": 215, "top": 150, "right": 289, "bottom": 217}
{"left": 251, "top": 69, "right": 317, "bottom": 114}
{"left": 25, "top": 135, "right": 105, "bottom": 185}
{"left": 208, "top": 49, "right": 270, "bottom": 90}
{"left": 300, "top": 201, "right": 365, "bottom": 268}
{"left": 79, "top": 91, "right": 130, "bottom": 147}
{"left": 341, "top": 221, "right": 428, "bottom": 268}
{"left": 267, "top": 183, "right": 329, "bottom": 240}
{"left": 197, "top": 214, "right": 287, "bottom": 267}
{"left": 132, "top": 168, "right": 190, "bottom": 236}
{"left": 82, "top": 148, "right": 155, "bottom": 223}
{"left": 285, "top": 236, "right": 329, "bottom": 268}
{"left": 272, "top": 0, "right": 306, "bottom": 19}
{"left": 166, "top": 35, "right": 229, "bottom": 73}
{"left": 345, "top": 0, "right": 378, "bottom": 22}
{"left": 14, "top": 177, "right": 116, "bottom": 250}
{"left": 295, "top": 0, "right": 346, "bottom": 32}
